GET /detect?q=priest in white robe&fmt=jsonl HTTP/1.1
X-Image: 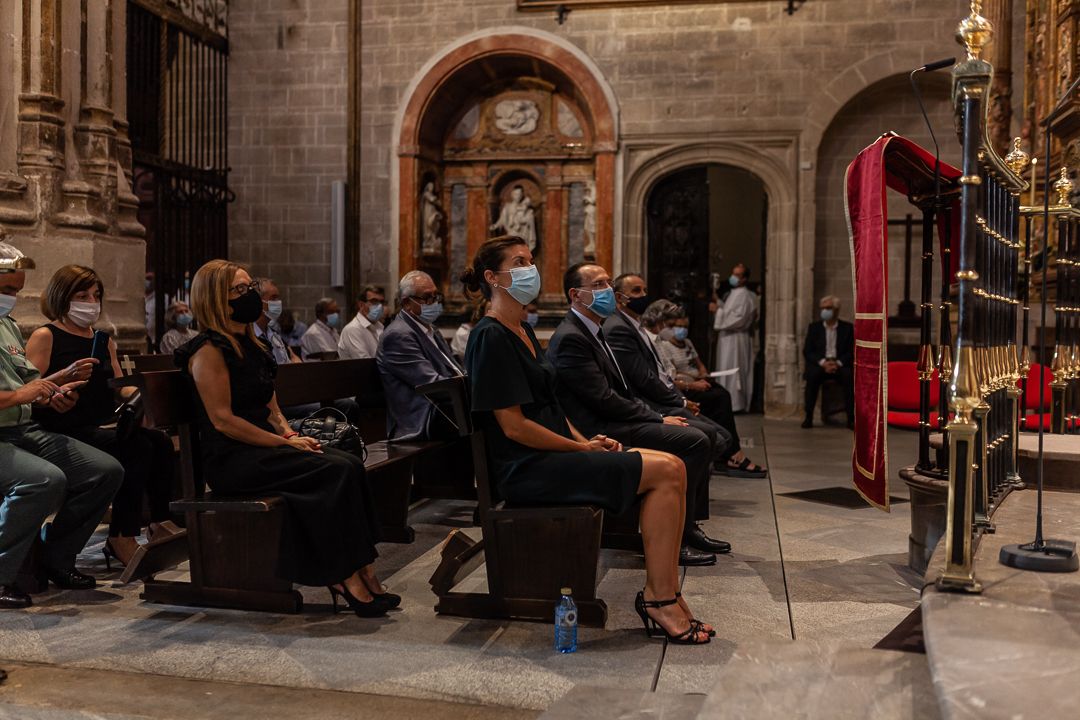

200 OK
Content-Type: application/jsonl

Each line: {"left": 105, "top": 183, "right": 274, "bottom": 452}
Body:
{"left": 713, "top": 263, "right": 756, "bottom": 412}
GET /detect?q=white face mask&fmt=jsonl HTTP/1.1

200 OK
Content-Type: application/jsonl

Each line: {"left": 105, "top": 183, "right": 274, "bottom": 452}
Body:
{"left": 67, "top": 300, "right": 101, "bottom": 328}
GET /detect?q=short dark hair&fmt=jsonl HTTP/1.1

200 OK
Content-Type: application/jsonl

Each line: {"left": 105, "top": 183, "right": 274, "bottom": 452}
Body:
{"left": 314, "top": 297, "right": 336, "bottom": 317}
{"left": 563, "top": 262, "right": 596, "bottom": 302}
{"left": 612, "top": 272, "right": 643, "bottom": 294}
{"left": 737, "top": 264, "right": 751, "bottom": 281}
{"left": 359, "top": 285, "right": 384, "bottom": 303}
{"left": 41, "top": 265, "right": 104, "bottom": 321}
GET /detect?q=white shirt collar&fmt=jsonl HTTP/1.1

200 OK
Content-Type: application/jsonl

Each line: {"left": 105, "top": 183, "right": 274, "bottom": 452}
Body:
{"left": 571, "top": 307, "right": 601, "bottom": 337}
{"left": 402, "top": 309, "right": 433, "bottom": 336}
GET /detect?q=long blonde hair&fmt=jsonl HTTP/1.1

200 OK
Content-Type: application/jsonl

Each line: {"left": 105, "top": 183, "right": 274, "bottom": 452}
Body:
{"left": 190, "top": 259, "right": 260, "bottom": 357}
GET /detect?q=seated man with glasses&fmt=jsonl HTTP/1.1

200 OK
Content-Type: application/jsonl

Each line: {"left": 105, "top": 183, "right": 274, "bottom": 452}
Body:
{"left": 375, "top": 271, "right": 465, "bottom": 441}
{"left": 546, "top": 263, "right": 726, "bottom": 566}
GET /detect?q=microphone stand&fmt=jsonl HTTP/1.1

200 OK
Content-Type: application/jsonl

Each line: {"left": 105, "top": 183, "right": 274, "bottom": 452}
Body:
{"left": 910, "top": 59, "right": 952, "bottom": 474}
{"left": 999, "top": 76, "right": 1080, "bottom": 572}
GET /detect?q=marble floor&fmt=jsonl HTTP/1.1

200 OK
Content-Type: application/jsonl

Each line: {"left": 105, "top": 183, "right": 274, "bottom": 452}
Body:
{"left": 0, "top": 417, "right": 934, "bottom": 719}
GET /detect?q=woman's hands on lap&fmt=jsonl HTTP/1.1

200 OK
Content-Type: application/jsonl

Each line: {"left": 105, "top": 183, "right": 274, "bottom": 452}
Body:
{"left": 285, "top": 435, "right": 323, "bottom": 453}
{"left": 583, "top": 434, "right": 622, "bottom": 452}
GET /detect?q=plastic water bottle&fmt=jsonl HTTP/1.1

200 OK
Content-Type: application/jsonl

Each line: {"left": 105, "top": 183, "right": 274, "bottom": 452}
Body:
{"left": 554, "top": 587, "right": 578, "bottom": 653}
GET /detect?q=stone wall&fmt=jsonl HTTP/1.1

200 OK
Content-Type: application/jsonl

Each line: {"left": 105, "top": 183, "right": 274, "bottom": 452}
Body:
{"left": 227, "top": 0, "right": 1022, "bottom": 409}
{"left": 813, "top": 72, "right": 960, "bottom": 318}
{"left": 0, "top": 0, "right": 144, "bottom": 347}
{"left": 227, "top": 0, "right": 350, "bottom": 320}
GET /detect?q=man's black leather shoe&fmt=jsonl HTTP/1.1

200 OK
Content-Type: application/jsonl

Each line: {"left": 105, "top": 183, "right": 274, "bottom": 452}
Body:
{"left": 678, "top": 546, "right": 717, "bottom": 567}
{"left": 46, "top": 567, "right": 96, "bottom": 590}
{"left": 685, "top": 525, "right": 732, "bottom": 554}
{"left": 0, "top": 585, "right": 32, "bottom": 609}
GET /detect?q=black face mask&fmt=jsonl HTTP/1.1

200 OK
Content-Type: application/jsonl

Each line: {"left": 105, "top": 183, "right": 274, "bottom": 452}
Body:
{"left": 626, "top": 295, "right": 651, "bottom": 315}
{"left": 228, "top": 289, "right": 263, "bottom": 324}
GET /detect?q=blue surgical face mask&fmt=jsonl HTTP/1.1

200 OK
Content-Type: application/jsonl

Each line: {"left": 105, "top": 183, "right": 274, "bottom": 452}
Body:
{"left": 584, "top": 287, "right": 616, "bottom": 318}
{"left": 673, "top": 326, "right": 689, "bottom": 341}
{"left": 526, "top": 312, "right": 539, "bottom": 328}
{"left": 325, "top": 312, "right": 341, "bottom": 329}
{"left": 265, "top": 300, "right": 283, "bottom": 321}
{"left": 499, "top": 265, "right": 541, "bottom": 305}
{"left": 820, "top": 308, "right": 835, "bottom": 322}
{"left": 0, "top": 293, "right": 16, "bottom": 319}
{"left": 729, "top": 274, "right": 741, "bottom": 288}
{"left": 366, "top": 303, "right": 384, "bottom": 323}
{"left": 419, "top": 301, "right": 443, "bottom": 324}
{"left": 176, "top": 312, "right": 194, "bottom": 328}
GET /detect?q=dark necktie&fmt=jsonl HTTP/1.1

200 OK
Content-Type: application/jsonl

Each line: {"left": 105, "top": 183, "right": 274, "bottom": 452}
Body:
{"left": 596, "top": 328, "right": 628, "bottom": 390}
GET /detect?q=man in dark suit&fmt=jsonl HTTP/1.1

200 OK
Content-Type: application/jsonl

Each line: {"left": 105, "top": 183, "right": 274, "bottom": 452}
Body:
{"left": 547, "top": 262, "right": 728, "bottom": 564}
{"left": 802, "top": 294, "right": 855, "bottom": 429}
{"left": 376, "top": 270, "right": 464, "bottom": 441}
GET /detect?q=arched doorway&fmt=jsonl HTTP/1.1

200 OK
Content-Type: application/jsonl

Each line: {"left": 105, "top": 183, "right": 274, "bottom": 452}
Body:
{"left": 645, "top": 164, "right": 768, "bottom": 412}
{"left": 394, "top": 30, "right": 618, "bottom": 314}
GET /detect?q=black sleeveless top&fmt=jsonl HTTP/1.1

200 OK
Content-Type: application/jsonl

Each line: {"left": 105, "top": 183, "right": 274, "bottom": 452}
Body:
{"left": 174, "top": 330, "right": 277, "bottom": 459}
{"left": 32, "top": 325, "right": 115, "bottom": 432}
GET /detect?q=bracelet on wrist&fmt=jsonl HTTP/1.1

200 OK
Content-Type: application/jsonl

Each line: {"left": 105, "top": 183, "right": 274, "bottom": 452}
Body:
{"left": 283, "top": 431, "right": 299, "bottom": 439}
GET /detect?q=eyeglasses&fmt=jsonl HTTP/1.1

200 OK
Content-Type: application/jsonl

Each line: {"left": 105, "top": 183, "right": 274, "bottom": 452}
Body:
{"left": 575, "top": 280, "right": 611, "bottom": 292}
{"left": 228, "top": 281, "right": 260, "bottom": 297}
{"left": 410, "top": 293, "right": 443, "bottom": 305}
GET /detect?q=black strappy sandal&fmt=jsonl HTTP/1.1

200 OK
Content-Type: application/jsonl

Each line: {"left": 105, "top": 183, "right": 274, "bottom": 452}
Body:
{"left": 634, "top": 591, "right": 710, "bottom": 645}
{"left": 720, "top": 456, "right": 768, "bottom": 478}
{"left": 676, "top": 591, "right": 716, "bottom": 637}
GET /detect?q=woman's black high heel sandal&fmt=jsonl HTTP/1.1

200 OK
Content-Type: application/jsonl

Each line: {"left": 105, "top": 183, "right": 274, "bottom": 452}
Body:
{"left": 102, "top": 540, "right": 124, "bottom": 571}
{"left": 676, "top": 591, "right": 716, "bottom": 637}
{"left": 327, "top": 585, "right": 390, "bottom": 618}
{"left": 361, "top": 577, "right": 401, "bottom": 609}
{"left": 634, "top": 591, "right": 710, "bottom": 645}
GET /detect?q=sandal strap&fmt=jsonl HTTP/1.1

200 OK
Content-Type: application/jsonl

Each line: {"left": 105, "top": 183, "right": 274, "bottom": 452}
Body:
{"left": 640, "top": 596, "right": 679, "bottom": 609}
{"left": 669, "top": 623, "right": 705, "bottom": 643}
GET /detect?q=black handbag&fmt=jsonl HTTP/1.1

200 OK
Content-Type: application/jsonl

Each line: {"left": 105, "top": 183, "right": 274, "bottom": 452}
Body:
{"left": 287, "top": 407, "right": 367, "bottom": 460}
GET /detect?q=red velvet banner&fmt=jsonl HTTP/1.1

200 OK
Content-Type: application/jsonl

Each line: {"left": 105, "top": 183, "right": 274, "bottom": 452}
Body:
{"left": 844, "top": 133, "right": 960, "bottom": 510}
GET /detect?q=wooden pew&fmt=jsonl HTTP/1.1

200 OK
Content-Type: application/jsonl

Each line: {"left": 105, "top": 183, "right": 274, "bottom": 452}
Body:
{"left": 426, "top": 379, "right": 609, "bottom": 628}
{"left": 134, "top": 361, "right": 456, "bottom": 613}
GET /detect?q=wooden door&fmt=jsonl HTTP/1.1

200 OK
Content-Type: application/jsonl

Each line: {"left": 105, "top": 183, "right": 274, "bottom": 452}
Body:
{"left": 646, "top": 167, "right": 712, "bottom": 357}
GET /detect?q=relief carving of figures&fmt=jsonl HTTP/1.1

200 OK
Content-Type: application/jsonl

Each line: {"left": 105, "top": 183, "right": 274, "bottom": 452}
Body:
{"left": 583, "top": 181, "right": 597, "bottom": 258}
{"left": 491, "top": 185, "right": 538, "bottom": 251}
{"left": 494, "top": 100, "right": 540, "bottom": 136}
{"left": 1058, "top": 24, "right": 1073, "bottom": 97}
{"left": 421, "top": 182, "right": 445, "bottom": 255}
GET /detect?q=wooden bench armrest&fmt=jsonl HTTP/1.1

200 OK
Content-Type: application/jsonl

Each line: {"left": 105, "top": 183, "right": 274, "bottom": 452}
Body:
{"left": 416, "top": 377, "right": 471, "bottom": 436}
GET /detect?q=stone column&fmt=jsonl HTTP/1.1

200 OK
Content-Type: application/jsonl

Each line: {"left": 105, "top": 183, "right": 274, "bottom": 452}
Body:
{"left": 985, "top": 0, "right": 1013, "bottom": 156}
{"left": 111, "top": 0, "right": 141, "bottom": 237}
{"left": 3, "top": 0, "right": 145, "bottom": 349}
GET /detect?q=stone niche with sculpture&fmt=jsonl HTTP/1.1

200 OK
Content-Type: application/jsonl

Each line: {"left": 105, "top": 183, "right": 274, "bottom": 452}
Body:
{"left": 399, "top": 47, "right": 616, "bottom": 315}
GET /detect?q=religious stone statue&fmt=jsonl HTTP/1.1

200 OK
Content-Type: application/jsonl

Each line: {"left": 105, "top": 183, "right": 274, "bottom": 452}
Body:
{"left": 421, "top": 182, "right": 444, "bottom": 255}
{"left": 491, "top": 185, "right": 537, "bottom": 251}
{"left": 583, "top": 180, "right": 597, "bottom": 259}
{"left": 494, "top": 100, "right": 540, "bottom": 136}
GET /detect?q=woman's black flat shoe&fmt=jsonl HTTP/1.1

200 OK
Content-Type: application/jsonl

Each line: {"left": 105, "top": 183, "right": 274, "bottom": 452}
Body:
{"left": 328, "top": 585, "right": 389, "bottom": 618}
{"left": 634, "top": 591, "right": 709, "bottom": 645}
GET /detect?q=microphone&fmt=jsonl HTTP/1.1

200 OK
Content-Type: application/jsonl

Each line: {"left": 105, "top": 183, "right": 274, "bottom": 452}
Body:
{"left": 909, "top": 60, "right": 953, "bottom": 210}
{"left": 917, "top": 57, "right": 956, "bottom": 73}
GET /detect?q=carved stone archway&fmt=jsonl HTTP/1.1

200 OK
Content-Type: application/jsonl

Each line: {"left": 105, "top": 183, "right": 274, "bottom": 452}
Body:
{"left": 621, "top": 138, "right": 802, "bottom": 413}
{"left": 392, "top": 28, "right": 619, "bottom": 305}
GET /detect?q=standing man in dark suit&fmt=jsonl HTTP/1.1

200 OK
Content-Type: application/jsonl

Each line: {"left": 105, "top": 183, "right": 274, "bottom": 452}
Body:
{"left": 376, "top": 270, "right": 464, "bottom": 441}
{"left": 802, "top": 295, "right": 854, "bottom": 429}
{"left": 547, "top": 262, "right": 728, "bottom": 564}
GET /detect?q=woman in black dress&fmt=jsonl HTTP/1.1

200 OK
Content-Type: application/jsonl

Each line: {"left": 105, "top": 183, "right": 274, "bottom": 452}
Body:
{"left": 461, "top": 237, "right": 710, "bottom": 645}
{"left": 177, "top": 259, "right": 392, "bottom": 617}
{"left": 26, "top": 265, "right": 176, "bottom": 567}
